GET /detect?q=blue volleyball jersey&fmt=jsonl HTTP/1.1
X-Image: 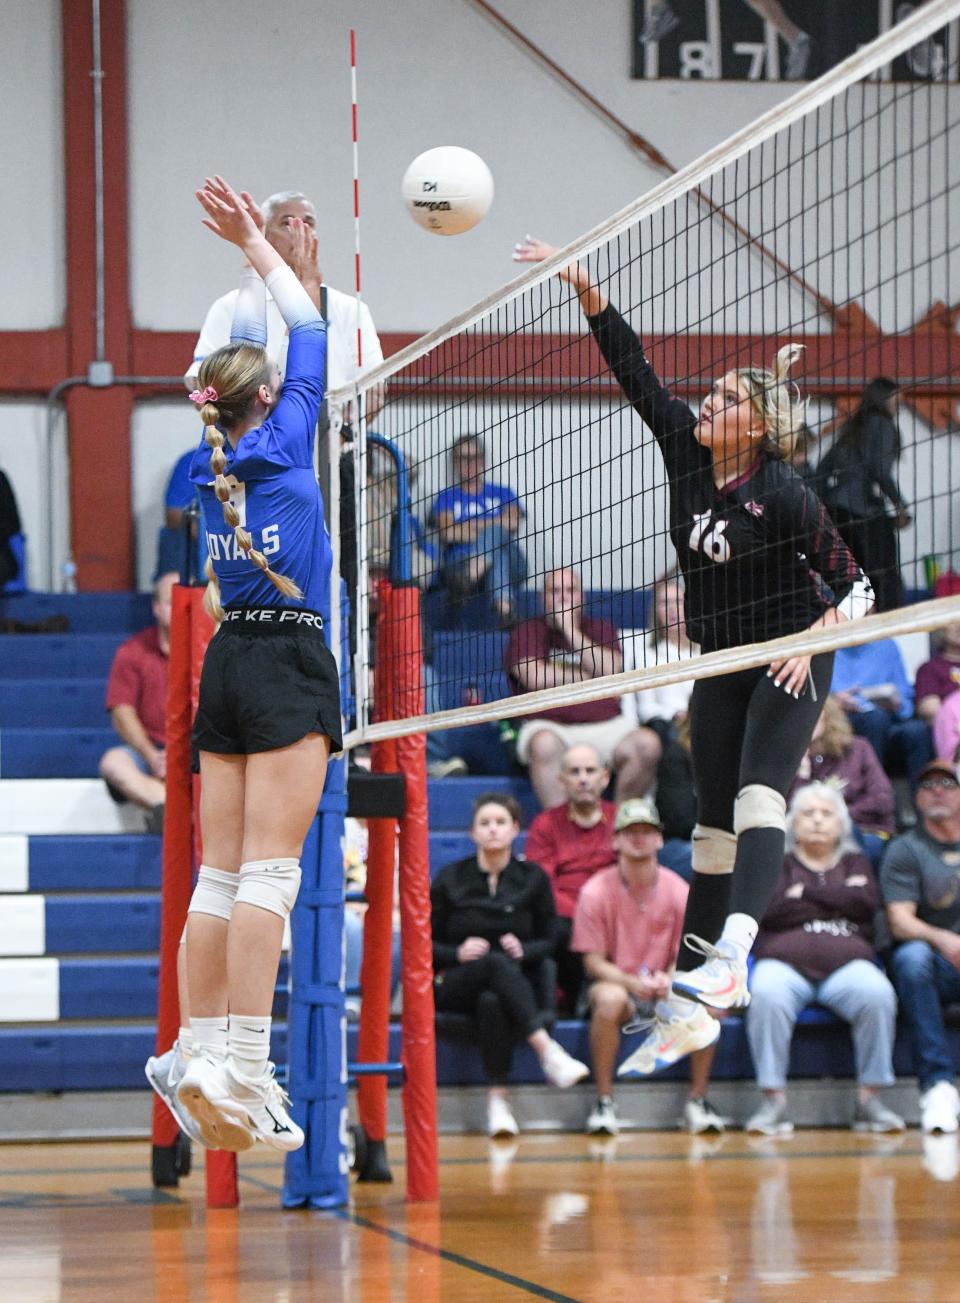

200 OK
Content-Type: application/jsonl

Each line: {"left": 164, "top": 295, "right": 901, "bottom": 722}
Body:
{"left": 188, "top": 321, "right": 332, "bottom": 617}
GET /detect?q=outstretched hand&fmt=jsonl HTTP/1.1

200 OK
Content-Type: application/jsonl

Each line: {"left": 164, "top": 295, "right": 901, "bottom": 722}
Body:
{"left": 239, "top": 190, "right": 265, "bottom": 233}
{"left": 513, "top": 234, "right": 581, "bottom": 286}
{"left": 289, "top": 220, "right": 321, "bottom": 290}
{"left": 196, "top": 176, "right": 261, "bottom": 248}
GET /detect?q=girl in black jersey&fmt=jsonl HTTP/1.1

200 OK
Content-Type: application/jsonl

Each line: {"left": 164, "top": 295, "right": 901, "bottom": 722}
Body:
{"left": 515, "top": 237, "right": 873, "bottom": 1073}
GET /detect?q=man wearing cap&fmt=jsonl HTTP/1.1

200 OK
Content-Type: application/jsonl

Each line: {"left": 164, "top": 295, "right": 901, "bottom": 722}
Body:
{"left": 571, "top": 797, "right": 723, "bottom": 1136}
{"left": 882, "top": 758, "right": 960, "bottom": 1134}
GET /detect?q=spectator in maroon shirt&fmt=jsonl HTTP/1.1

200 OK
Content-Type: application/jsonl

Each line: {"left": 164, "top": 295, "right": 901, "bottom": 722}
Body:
{"left": 745, "top": 783, "right": 904, "bottom": 1136}
{"left": 99, "top": 573, "right": 176, "bottom": 832}
{"left": 915, "top": 623, "right": 960, "bottom": 723}
{"left": 505, "top": 568, "right": 661, "bottom": 808}
{"left": 524, "top": 744, "right": 616, "bottom": 1010}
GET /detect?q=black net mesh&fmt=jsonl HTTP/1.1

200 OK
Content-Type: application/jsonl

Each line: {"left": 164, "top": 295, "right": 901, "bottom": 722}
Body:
{"left": 340, "top": 8, "right": 960, "bottom": 740}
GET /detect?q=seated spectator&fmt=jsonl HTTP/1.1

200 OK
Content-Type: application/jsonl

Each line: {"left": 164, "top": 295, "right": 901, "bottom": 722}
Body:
{"left": 623, "top": 574, "right": 698, "bottom": 736}
{"left": 430, "top": 792, "right": 589, "bottom": 1138}
{"left": 882, "top": 759, "right": 960, "bottom": 1134}
{"left": 745, "top": 783, "right": 904, "bottom": 1135}
{"left": 0, "top": 465, "right": 23, "bottom": 589}
{"left": 506, "top": 568, "right": 661, "bottom": 809}
{"left": 342, "top": 817, "right": 400, "bottom": 1019}
{"left": 572, "top": 798, "right": 724, "bottom": 1137}
{"left": 524, "top": 744, "right": 616, "bottom": 1011}
{"left": 915, "top": 623, "right": 960, "bottom": 724}
{"left": 933, "top": 690, "right": 960, "bottom": 766}
{"left": 832, "top": 637, "right": 933, "bottom": 787}
{"left": 790, "top": 694, "right": 895, "bottom": 864}
{"left": 99, "top": 573, "right": 176, "bottom": 833}
{"left": 430, "top": 433, "right": 525, "bottom": 625}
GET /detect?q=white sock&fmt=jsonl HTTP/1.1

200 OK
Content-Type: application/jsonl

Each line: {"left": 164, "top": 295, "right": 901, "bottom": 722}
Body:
{"left": 719, "top": 912, "right": 758, "bottom": 960}
{"left": 229, "top": 1014, "right": 271, "bottom": 1080}
{"left": 191, "top": 1016, "right": 228, "bottom": 1058}
{"left": 177, "top": 1026, "right": 195, "bottom": 1058}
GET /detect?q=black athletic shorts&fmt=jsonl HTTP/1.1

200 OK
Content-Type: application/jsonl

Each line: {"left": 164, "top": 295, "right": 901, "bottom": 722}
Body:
{"left": 192, "top": 606, "right": 343, "bottom": 756}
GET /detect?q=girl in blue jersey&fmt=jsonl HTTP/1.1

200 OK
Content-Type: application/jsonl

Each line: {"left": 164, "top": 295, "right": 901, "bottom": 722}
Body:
{"left": 514, "top": 236, "right": 873, "bottom": 1078}
{"left": 172, "top": 177, "right": 340, "bottom": 1153}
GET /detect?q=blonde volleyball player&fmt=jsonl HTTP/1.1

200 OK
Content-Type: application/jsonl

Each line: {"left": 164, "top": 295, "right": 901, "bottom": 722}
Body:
{"left": 167, "top": 178, "right": 340, "bottom": 1151}
{"left": 514, "top": 237, "right": 873, "bottom": 1075}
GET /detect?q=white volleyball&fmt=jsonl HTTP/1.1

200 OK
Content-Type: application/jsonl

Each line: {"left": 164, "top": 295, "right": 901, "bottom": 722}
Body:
{"left": 401, "top": 146, "right": 494, "bottom": 236}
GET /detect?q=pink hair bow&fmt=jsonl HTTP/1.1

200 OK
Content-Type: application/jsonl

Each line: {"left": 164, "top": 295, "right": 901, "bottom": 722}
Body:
{"left": 189, "top": 386, "right": 219, "bottom": 407}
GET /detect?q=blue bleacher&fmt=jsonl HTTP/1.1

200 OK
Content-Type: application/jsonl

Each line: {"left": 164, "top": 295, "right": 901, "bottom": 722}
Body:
{"left": 55, "top": 956, "right": 290, "bottom": 1021}
{"left": 28, "top": 835, "right": 161, "bottom": 892}
{"left": 0, "top": 591, "right": 152, "bottom": 633}
{"left": 1, "top": 728, "right": 114, "bottom": 778}
{"left": 0, "top": 680, "right": 105, "bottom": 727}
{"left": 427, "top": 777, "right": 539, "bottom": 829}
{"left": 45, "top": 896, "right": 161, "bottom": 953}
{"left": 0, "top": 633, "right": 122, "bottom": 678}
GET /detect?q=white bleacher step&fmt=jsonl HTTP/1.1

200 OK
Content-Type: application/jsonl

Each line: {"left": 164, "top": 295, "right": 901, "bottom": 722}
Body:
{"left": 0, "top": 780, "right": 145, "bottom": 835}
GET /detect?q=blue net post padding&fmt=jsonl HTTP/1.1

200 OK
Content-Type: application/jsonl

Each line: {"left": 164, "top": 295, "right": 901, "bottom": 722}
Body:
{"left": 281, "top": 577, "right": 350, "bottom": 1209}
{"left": 281, "top": 763, "right": 349, "bottom": 1210}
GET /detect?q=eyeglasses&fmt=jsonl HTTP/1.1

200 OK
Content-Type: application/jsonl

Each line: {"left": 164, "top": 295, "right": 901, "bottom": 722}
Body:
{"left": 919, "top": 777, "right": 959, "bottom": 791}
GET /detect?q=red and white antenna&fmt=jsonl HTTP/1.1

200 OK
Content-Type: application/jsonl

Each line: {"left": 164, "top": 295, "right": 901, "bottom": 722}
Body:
{"left": 350, "top": 28, "right": 362, "bottom": 370}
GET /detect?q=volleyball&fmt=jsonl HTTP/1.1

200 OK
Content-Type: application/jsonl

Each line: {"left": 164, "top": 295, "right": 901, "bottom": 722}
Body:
{"left": 401, "top": 146, "right": 494, "bottom": 236}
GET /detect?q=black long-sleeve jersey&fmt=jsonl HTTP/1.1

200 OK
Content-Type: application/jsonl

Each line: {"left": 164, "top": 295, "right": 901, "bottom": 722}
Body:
{"left": 588, "top": 304, "right": 870, "bottom": 654}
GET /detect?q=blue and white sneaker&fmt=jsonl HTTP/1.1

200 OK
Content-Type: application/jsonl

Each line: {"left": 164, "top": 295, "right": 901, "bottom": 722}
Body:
{"left": 671, "top": 936, "right": 750, "bottom": 1011}
{"left": 617, "top": 997, "right": 720, "bottom": 1078}
{"left": 176, "top": 1053, "right": 257, "bottom": 1152}
{"left": 208, "top": 1059, "right": 305, "bottom": 1153}
{"left": 145, "top": 1042, "right": 207, "bottom": 1147}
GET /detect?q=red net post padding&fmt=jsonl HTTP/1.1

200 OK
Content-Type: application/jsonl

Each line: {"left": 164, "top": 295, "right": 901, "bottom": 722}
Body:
{"left": 357, "top": 580, "right": 398, "bottom": 1142}
{"left": 391, "top": 583, "right": 439, "bottom": 1202}
{"left": 151, "top": 584, "right": 196, "bottom": 1151}
{"left": 185, "top": 592, "right": 239, "bottom": 1210}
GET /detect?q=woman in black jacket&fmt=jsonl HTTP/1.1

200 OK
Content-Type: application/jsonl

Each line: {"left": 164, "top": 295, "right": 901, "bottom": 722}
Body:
{"left": 817, "top": 377, "right": 910, "bottom": 611}
{"left": 431, "top": 792, "right": 588, "bottom": 1136}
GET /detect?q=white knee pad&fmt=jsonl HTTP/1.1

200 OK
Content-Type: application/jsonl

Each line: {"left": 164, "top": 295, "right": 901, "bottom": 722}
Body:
{"left": 187, "top": 865, "right": 240, "bottom": 922}
{"left": 733, "top": 784, "right": 786, "bottom": 835}
{"left": 691, "top": 824, "right": 737, "bottom": 875}
{"left": 235, "top": 858, "right": 302, "bottom": 920}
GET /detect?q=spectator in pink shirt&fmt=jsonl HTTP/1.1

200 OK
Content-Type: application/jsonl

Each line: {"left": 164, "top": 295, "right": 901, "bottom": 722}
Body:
{"left": 572, "top": 797, "right": 723, "bottom": 1137}
{"left": 525, "top": 744, "right": 616, "bottom": 1011}
{"left": 933, "top": 690, "right": 960, "bottom": 765}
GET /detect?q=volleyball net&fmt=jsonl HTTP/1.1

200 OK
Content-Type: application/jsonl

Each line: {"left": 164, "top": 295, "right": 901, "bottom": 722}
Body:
{"left": 333, "top": 0, "right": 960, "bottom": 748}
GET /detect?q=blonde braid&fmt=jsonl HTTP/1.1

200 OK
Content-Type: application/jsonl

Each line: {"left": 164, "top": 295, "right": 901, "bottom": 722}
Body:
{"left": 194, "top": 348, "right": 304, "bottom": 621}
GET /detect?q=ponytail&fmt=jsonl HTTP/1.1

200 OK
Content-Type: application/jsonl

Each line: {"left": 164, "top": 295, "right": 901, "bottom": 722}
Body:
{"left": 193, "top": 344, "right": 303, "bottom": 621}
{"left": 736, "top": 343, "right": 808, "bottom": 460}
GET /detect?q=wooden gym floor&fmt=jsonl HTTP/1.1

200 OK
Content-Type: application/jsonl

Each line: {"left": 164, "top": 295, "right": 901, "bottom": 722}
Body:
{"left": 3, "top": 1131, "right": 960, "bottom": 1302}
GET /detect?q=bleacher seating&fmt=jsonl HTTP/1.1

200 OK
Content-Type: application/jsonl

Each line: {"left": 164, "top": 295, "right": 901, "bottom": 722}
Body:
{"left": 0, "top": 587, "right": 951, "bottom": 1108}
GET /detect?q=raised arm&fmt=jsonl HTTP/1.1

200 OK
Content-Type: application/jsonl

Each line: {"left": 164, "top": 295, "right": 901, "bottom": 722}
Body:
{"left": 198, "top": 176, "right": 320, "bottom": 332}
{"left": 514, "top": 235, "right": 696, "bottom": 451}
{"left": 230, "top": 263, "right": 267, "bottom": 347}
{"left": 513, "top": 235, "right": 609, "bottom": 317}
